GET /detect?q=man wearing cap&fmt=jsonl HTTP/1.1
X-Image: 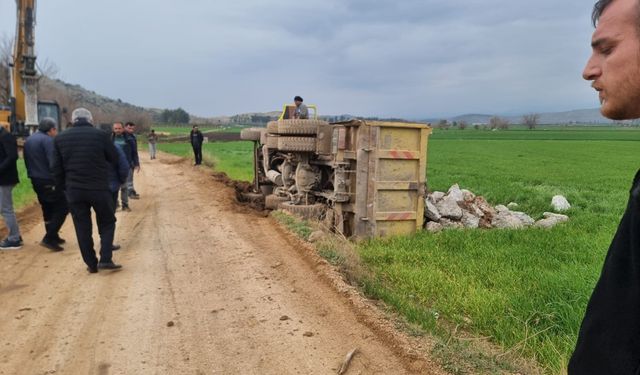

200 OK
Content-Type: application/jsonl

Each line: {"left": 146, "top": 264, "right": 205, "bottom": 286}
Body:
{"left": 293, "top": 96, "right": 309, "bottom": 120}
{"left": 24, "top": 118, "right": 68, "bottom": 252}
{"left": 52, "top": 108, "right": 122, "bottom": 273}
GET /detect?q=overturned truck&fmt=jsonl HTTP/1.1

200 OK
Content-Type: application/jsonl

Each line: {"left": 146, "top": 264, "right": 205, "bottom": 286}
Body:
{"left": 241, "top": 116, "right": 432, "bottom": 239}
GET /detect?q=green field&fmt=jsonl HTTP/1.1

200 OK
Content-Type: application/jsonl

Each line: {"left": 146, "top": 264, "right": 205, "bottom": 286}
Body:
{"left": 14, "top": 161, "right": 34, "bottom": 210}
{"left": 159, "top": 128, "right": 640, "bottom": 373}
{"left": 157, "top": 142, "right": 253, "bottom": 182}
{"left": 152, "top": 125, "right": 246, "bottom": 136}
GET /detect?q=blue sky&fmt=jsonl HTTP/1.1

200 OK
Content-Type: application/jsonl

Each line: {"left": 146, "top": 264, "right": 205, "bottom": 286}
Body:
{"left": 0, "top": 1, "right": 599, "bottom": 118}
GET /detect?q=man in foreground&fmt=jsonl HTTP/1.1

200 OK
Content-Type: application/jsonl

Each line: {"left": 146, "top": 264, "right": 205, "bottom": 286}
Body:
{"left": 570, "top": 0, "right": 640, "bottom": 372}
{"left": 0, "top": 123, "right": 21, "bottom": 250}
{"left": 24, "top": 118, "right": 68, "bottom": 251}
{"left": 190, "top": 125, "right": 204, "bottom": 165}
{"left": 52, "top": 108, "right": 122, "bottom": 273}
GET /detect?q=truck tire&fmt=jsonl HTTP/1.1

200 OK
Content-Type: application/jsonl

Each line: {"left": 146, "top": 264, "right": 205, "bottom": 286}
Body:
{"left": 240, "top": 192, "right": 264, "bottom": 202}
{"left": 277, "top": 119, "right": 326, "bottom": 135}
{"left": 266, "top": 135, "right": 279, "bottom": 149}
{"left": 267, "top": 121, "right": 279, "bottom": 134}
{"left": 265, "top": 194, "right": 289, "bottom": 210}
{"left": 277, "top": 137, "right": 316, "bottom": 152}
{"left": 240, "top": 127, "right": 263, "bottom": 141}
{"left": 278, "top": 202, "right": 326, "bottom": 221}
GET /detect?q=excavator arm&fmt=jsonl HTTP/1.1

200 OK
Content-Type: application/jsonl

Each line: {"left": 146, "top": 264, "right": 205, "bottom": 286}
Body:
{"left": 11, "top": 0, "right": 39, "bottom": 133}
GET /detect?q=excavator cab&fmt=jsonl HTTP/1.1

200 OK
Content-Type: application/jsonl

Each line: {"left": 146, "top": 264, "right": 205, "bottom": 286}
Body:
{"left": 37, "top": 101, "right": 61, "bottom": 130}
{"left": 278, "top": 104, "right": 318, "bottom": 120}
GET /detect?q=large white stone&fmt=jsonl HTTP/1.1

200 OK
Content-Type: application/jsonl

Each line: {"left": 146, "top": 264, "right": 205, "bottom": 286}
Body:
{"left": 492, "top": 212, "right": 525, "bottom": 229}
{"left": 436, "top": 195, "right": 463, "bottom": 220}
{"left": 425, "top": 199, "right": 442, "bottom": 221}
{"left": 461, "top": 211, "right": 480, "bottom": 229}
{"left": 447, "top": 184, "right": 464, "bottom": 203}
{"left": 551, "top": 195, "right": 571, "bottom": 212}
{"left": 426, "top": 221, "right": 444, "bottom": 233}
{"left": 510, "top": 211, "right": 535, "bottom": 226}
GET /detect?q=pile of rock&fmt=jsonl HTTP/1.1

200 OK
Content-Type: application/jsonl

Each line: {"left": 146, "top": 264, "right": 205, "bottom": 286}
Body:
{"left": 424, "top": 184, "right": 569, "bottom": 232}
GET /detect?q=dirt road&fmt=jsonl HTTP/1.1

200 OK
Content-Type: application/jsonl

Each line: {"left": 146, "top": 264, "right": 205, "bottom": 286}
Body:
{"left": 0, "top": 153, "right": 441, "bottom": 375}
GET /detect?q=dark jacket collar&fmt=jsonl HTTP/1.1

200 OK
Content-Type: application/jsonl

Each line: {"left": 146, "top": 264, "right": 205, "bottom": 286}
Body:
{"left": 73, "top": 119, "right": 94, "bottom": 128}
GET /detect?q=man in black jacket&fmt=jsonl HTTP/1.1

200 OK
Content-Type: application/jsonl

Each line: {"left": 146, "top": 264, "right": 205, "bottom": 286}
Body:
{"left": 570, "top": 0, "right": 640, "bottom": 373}
{"left": 190, "top": 125, "right": 204, "bottom": 165}
{"left": 0, "top": 125, "right": 22, "bottom": 250}
{"left": 52, "top": 108, "right": 122, "bottom": 273}
{"left": 24, "top": 118, "right": 68, "bottom": 252}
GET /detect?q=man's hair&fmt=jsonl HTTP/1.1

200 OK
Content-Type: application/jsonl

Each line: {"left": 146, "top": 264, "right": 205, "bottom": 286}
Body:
{"left": 125, "top": 122, "right": 136, "bottom": 127}
{"left": 113, "top": 122, "right": 123, "bottom": 127}
{"left": 71, "top": 108, "right": 93, "bottom": 123}
{"left": 38, "top": 117, "right": 56, "bottom": 133}
{"left": 294, "top": 96, "right": 303, "bottom": 102}
{"left": 592, "top": 0, "right": 640, "bottom": 26}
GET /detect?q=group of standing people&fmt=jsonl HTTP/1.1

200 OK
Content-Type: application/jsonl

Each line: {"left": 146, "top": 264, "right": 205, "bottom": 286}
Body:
{"left": 0, "top": 107, "right": 151, "bottom": 274}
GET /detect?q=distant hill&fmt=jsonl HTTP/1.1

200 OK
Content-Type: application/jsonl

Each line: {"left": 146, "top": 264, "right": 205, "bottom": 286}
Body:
{"left": 38, "top": 77, "right": 154, "bottom": 128}
{"left": 429, "top": 108, "right": 618, "bottom": 125}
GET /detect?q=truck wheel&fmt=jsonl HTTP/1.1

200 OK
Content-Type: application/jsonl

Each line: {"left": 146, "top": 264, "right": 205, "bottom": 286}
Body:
{"left": 277, "top": 137, "right": 316, "bottom": 152}
{"left": 267, "top": 121, "right": 279, "bottom": 134}
{"left": 278, "top": 202, "right": 326, "bottom": 221}
{"left": 240, "top": 192, "right": 264, "bottom": 202}
{"left": 240, "top": 128, "right": 263, "bottom": 141}
{"left": 277, "top": 119, "right": 326, "bottom": 135}
{"left": 266, "top": 135, "right": 279, "bottom": 149}
{"left": 265, "top": 194, "right": 289, "bottom": 210}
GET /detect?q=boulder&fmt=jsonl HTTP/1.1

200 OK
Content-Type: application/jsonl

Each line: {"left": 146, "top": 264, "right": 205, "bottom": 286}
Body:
{"left": 430, "top": 191, "right": 446, "bottom": 203}
{"left": 440, "top": 218, "right": 464, "bottom": 230}
{"left": 474, "top": 196, "right": 496, "bottom": 218}
{"left": 534, "top": 212, "right": 570, "bottom": 229}
{"left": 510, "top": 211, "right": 535, "bottom": 226}
{"left": 492, "top": 211, "right": 525, "bottom": 229}
{"left": 495, "top": 205, "right": 510, "bottom": 213}
{"left": 507, "top": 202, "right": 519, "bottom": 209}
{"left": 447, "top": 184, "right": 464, "bottom": 203}
{"left": 462, "top": 189, "right": 476, "bottom": 202}
{"left": 461, "top": 211, "right": 480, "bottom": 229}
{"left": 551, "top": 195, "right": 571, "bottom": 212}
{"left": 426, "top": 221, "right": 444, "bottom": 233}
{"left": 425, "top": 199, "right": 441, "bottom": 221}
{"left": 436, "top": 195, "right": 463, "bottom": 220}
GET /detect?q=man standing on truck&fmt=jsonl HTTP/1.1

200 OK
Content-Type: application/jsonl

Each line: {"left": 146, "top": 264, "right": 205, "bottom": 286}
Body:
{"left": 293, "top": 96, "right": 309, "bottom": 119}
{"left": 0, "top": 124, "right": 22, "bottom": 250}
{"left": 190, "top": 125, "right": 204, "bottom": 166}
{"left": 24, "top": 118, "right": 68, "bottom": 252}
{"left": 570, "top": 0, "right": 640, "bottom": 373}
{"left": 51, "top": 108, "right": 122, "bottom": 273}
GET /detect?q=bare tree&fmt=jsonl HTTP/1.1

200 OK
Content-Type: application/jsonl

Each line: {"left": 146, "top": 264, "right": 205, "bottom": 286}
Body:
{"left": 489, "top": 116, "right": 510, "bottom": 130}
{"left": 38, "top": 58, "right": 59, "bottom": 79}
{"left": 522, "top": 113, "right": 540, "bottom": 130}
{"left": 458, "top": 120, "right": 468, "bottom": 130}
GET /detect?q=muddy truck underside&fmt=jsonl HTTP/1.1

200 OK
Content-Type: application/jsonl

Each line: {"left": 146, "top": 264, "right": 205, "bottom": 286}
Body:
{"left": 241, "top": 119, "right": 432, "bottom": 239}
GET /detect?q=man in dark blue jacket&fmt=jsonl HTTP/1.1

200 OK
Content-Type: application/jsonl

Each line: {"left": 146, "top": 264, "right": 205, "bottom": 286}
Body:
{"left": 24, "top": 118, "right": 68, "bottom": 252}
{"left": 0, "top": 125, "right": 21, "bottom": 250}
{"left": 190, "top": 125, "right": 204, "bottom": 165}
{"left": 112, "top": 122, "right": 135, "bottom": 211}
{"left": 124, "top": 122, "right": 140, "bottom": 198}
{"left": 52, "top": 108, "right": 122, "bottom": 273}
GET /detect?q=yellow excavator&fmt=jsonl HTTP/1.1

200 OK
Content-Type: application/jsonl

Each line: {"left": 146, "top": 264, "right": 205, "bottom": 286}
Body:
{"left": 0, "top": 0, "right": 61, "bottom": 135}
